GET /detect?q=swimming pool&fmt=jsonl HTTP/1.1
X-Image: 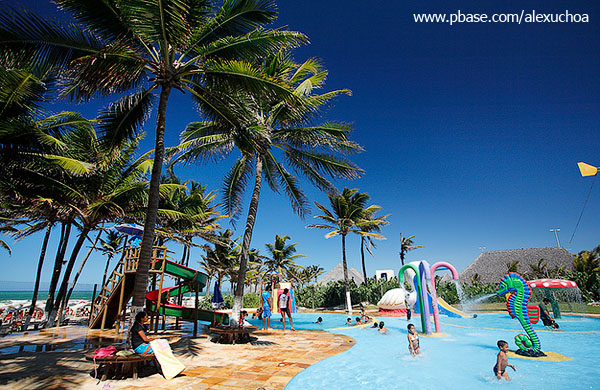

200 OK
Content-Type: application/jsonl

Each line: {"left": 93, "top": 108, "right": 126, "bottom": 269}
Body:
{"left": 252, "top": 312, "right": 600, "bottom": 390}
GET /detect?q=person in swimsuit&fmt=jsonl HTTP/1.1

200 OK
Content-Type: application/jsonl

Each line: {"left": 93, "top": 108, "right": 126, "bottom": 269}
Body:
{"left": 494, "top": 340, "right": 516, "bottom": 380}
{"left": 539, "top": 298, "right": 560, "bottom": 330}
{"left": 130, "top": 311, "right": 153, "bottom": 354}
{"left": 378, "top": 321, "right": 387, "bottom": 334}
{"left": 405, "top": 298, "right": 412, "bottom": 321}
{"left": 261, "top": 285, "right": 272, "bottom": 330}
{"left": 407, "top": 323, "right": 420, "bottom": 356}
{"left": 345, "top": 317, "right": 352, "bottom": 325}
{"left": 279, "top": 288, "right": 295, "bottom": 332}
{"left": 315, "top": 317, "right": 323, "bottom": 324}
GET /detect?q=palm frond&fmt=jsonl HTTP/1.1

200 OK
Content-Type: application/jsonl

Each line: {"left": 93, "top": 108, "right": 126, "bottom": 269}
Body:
{"left": 0, "top": 7, "right": 105, "bottom": 69}
{"left": 221, "top": 156, "right": 252, "bottom": 219}
{"left": 97, "top": 89, "right": 155, "bottom": 149}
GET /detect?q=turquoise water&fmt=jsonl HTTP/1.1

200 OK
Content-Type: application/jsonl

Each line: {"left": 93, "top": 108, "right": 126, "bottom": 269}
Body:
{"left": 0, "top": 291, "right": 93, "bottom": 302}
{"left": 250, "top": 313, "right": 600, "bottom": 390}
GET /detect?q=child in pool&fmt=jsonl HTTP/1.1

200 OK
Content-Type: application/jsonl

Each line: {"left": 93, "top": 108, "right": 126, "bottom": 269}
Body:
{"left": 371, "top": 322, "right": 378, "bottom": 328}
{"left": 316, "top": 317, "right": 323, "bottom": 324}
{"left": 378, "top": 321, "right": 387, "bottom": 334}
{"left": 355, "top": 317, "right": 363, "bottom": 325}
{"left": 345, "top": 317, "right": 352, "bottom": 325}
{"left": 494, "top": 340, "right": 516, "bottom": 380}
{"left": 407, "top": 323, "right": 420, "bottom": 356}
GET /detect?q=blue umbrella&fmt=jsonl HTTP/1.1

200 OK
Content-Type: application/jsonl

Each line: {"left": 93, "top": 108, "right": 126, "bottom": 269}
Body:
{"left": 212, "top": 282, "right": 224, "bottom": 309}
{"left": 114, "top": 223, "right": 144, "bottom": 236}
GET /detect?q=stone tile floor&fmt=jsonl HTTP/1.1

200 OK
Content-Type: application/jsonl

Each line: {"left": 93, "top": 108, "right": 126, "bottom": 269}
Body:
{"left": 0, "top": 326, "right": 355, "bottom": 390}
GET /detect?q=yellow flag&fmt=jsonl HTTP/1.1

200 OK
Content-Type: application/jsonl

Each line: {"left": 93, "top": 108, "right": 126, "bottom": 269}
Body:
{"left": 577, "top": 162, "right": 598, "bottom": 177}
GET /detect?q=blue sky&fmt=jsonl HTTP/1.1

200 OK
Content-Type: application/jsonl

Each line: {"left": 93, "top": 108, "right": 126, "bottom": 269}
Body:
{"left": 2, "top": 0, "right": 599, "bottom": 289}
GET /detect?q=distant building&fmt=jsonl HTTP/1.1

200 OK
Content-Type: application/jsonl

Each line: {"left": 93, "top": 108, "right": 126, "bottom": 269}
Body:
{"left": 459, "top": 247, "right": 574, "bottom": 284}
{"left": 318, "top": 263, "right": 365, "bottom": 285}
{"left": 375, "top": 269, "right": 395, "bottom": 281}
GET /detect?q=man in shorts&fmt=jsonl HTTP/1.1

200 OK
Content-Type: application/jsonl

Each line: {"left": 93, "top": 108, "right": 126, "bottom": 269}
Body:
{"left": 261, "top": 285, "right": 272, "bottom": 330}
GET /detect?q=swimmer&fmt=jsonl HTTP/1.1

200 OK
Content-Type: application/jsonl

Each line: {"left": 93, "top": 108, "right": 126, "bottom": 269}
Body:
{"left": 407, "top": 323, "right": 420, "bottom": 356}
{"left": 494, "top": 340, "right": 516, "bottom": 380}
{"left": 378, "top": 321, "right": 387, "bottom": 334}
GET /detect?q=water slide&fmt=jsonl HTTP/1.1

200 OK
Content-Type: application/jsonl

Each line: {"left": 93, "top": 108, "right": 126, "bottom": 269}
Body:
{"left": 436, "top": 296, "right": 470, "bottom": 318}
{"left": 414, "top": 292, "right": 471, "bottom": 319}
{"left": 145, "top": 259, "right": 229, "bottom": 325}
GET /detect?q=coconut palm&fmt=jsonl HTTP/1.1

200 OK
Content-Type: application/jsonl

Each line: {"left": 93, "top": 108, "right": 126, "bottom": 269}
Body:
{"left": 264, "top": 234, "right": 305, "bottom": 282}
{"left": 170, "top": 50, "right": 363, "bottom": 323}
{"left": 307, "top": 188, "right": 385, "bottom": 314}
{"left": 155, "top": 178, "right": 223, "bottom": 249}
{"left": 201, "top": 229, "right": 239, "bottom": 291}
{"left": 399, "top": 233, "right": 424, "bottom": 267}
{"left": 0, "top": 0, "right": 307, "bottom": 315}
{"left": 99, "top": 230, "right": 125, "bottom": 288}
{"left": 48, "top": 130, "right": 154, "bottom": 326}
{"left": 358, "top": 206, "right": 389, "bottom": 286}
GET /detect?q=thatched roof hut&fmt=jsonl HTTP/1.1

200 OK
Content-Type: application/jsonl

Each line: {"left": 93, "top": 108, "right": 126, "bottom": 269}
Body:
{"left": 459, "top": 247, "right": 573, "bottom": 284}
{"left": 318, "top": 263, "right": 365, "bottom": 285}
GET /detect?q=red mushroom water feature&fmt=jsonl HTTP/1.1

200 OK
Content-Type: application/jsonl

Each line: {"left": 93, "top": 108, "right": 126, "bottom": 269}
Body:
{"left": 527, "top": 279, "right": 579, "bottom": 319}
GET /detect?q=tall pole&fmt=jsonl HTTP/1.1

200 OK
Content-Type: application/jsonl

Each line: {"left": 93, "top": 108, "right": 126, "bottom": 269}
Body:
{"left": 550, "top": 228, "right": 561, "bottom": 247}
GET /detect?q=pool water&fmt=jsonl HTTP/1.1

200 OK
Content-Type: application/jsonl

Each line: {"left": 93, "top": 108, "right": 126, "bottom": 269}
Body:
{"left": 251, "top": 312, "right": 600, "bottom": 390}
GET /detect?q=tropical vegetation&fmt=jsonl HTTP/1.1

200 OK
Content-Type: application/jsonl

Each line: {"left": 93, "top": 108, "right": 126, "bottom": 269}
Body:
{"left": 308, "top": 188, "right": 387, "bottom": 313}
{"left": 169, "top": 49, "right": 363, "bottom": 323}
{"left": 0, "top": 0, "right": 308, "bottom": 316}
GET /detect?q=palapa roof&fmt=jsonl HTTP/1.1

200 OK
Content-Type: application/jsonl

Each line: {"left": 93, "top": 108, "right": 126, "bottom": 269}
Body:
{"left": 318, "top": 263, "right": 365, "bottom": 285}
{"left": 459, "top": 247, "right": 573, "bottom": 284}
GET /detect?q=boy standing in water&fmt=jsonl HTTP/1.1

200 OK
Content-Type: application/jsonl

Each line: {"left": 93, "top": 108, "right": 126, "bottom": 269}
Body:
{"left": 407, "top": 323, "right": 420, "bottom": 356}
{"left": 494, "top": 340, "right": 516, "bottom": 380}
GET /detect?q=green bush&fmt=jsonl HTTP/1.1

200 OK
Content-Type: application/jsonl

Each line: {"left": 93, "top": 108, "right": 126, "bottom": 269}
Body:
{"left": 436, "top": 282, "right": 459, "bottom": 304}
{"left": 243, "top": 292, "right": 260, "bottom": 308}
{"left": 295, "top": 277, "right": 401, "bottom": 308}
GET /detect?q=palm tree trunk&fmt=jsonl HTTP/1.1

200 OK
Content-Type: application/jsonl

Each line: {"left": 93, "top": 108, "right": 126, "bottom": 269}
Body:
{"left": 400, "top": 251, "right": 405, "bottom": 267}
{"left": 232, "top": 156, "right": 263, "bottom": 325}
{"left": 341, "top": 234, "right": 352, "bottom": 314}
{"left": 45, "top": 222, "right": 71, "bottom": 317}
{"left": 132, "top": 84, "right": 173, "bottom": 316}
{"left": 101, "top": 254, "right": 114, "bottom": 289}
{"left": 23, "top": 223, "right": 52, "bottom": 329}
{"left": 47, "top": 227, "right": 91, "bottom": 327}
{"left": 360, "top": 238, "right": 369, "bottom": 287}
{"left": 65, "top": 228, "right": 103, "bottom": 311}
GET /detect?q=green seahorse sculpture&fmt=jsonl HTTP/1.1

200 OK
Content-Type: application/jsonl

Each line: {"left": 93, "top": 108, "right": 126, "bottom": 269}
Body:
{"left": 497, "top": 273, "right": 546, "bottom": 357}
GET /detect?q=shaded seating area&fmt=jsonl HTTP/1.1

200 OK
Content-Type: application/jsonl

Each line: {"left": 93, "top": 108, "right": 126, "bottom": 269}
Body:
{"left": 85, "top": 352, "right": 158, "bottom": 381}
{"left": 209, "top": 326, "right": 257, "bottom": 344}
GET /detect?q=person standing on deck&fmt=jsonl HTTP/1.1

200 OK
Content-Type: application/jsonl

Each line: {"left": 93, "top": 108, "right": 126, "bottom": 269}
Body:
{"left": 279, "top": 288, "right": 295, "bottom": 332}
{"left": 261, "top": 285, "right": 272, "bottom": 330}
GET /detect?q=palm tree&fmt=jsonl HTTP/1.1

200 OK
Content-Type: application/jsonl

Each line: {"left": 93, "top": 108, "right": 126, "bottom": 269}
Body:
{"left": 170, "top": 51, "right": 363, "bottom": 323}
{"left": 201, "top": 229, "right": 239, "bottom": 292}
{"left": 399, "top": 233, "right": 425, "bottom": 267}
{"left": 99, "top": 230, "right": 125, "bottom": 288}
{"left": 304, "top": 264, "right": 324, "bottom": 309}
{"left": 0, "top": 0, "right": 307, "bottom": 316}
{"left": 358, "top": 206, "right": 389, "bottom": 286}
{"left": 308, "top": 188, "right": 385, "bottom": 314}
{"left": 155, "top": 178, "right": 223, "bottom": 249}
{"left": 264, "top": 234, "right": 306, "bottom": 282}
{"left": 506, "top": 260, "right": 520, "bottom": 273}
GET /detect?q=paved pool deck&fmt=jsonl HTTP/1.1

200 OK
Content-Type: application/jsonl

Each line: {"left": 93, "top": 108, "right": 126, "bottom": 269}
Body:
{"left": 0, "top": 326, "right": 355, "bottom": 390}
